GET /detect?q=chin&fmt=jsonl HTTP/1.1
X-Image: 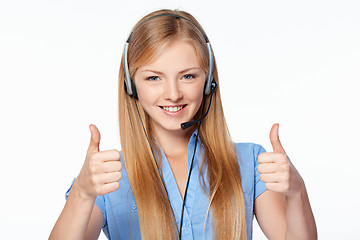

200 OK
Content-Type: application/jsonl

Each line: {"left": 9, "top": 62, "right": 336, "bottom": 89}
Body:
{"left": 150, "top": 117, "right": 194, "bottom": 133}
{"left": 154, "top": 122, "right": 186, "bottom": 133}
{"left": 164, "top": 124, "right": 184, "bottom": 131}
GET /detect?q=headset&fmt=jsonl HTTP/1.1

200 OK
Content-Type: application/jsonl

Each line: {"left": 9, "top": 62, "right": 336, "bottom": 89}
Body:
{"left": 122, "top": 13, "right": 215, "bottom": 98}
{"left": 121, "top": 13, "right": 216, "bottom": 239}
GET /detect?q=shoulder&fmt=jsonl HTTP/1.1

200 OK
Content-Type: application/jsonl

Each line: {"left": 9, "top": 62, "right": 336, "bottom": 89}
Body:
{"left": 234, "top": 142, "right": 266, "bottom": 165}
{"left": 233, "top": 143, "right": 266, "bottom": 191}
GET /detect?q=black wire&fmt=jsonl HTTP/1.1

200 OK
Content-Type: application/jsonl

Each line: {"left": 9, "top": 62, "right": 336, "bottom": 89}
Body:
{"left": 132, "top": 93, "right": 207, "bottom": 240}
{"left": 178, "top": 93, "right": 207, "bottom": 240}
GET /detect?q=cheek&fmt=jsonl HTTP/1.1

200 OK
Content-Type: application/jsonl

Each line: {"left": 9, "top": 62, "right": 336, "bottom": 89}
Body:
{"left": 137, "top": 94, "right": 155, "bottom": 109}
{"left": 136, "top": 87, "right": 163, "bottom": 117}
{"left": 185, "top": 86, "right": 204, "bottom": 116}
{"left": 191, "top": 91, "right": 203, "bottom": 105}
{"left": 133, "top": 75, "right": 153, "bottom": 100}
{"left": 187, "top": 82, "right": 205, "bottom": 103}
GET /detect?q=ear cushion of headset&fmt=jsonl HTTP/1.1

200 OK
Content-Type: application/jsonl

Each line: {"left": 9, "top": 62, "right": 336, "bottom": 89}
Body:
{"left": 131, "top": 80, "right": 138, "bottom": 98}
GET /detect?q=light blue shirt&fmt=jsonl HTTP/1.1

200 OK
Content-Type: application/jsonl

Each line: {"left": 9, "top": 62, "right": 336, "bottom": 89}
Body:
{"left": 66, "top": 131, "right": 266, "bottom": 239}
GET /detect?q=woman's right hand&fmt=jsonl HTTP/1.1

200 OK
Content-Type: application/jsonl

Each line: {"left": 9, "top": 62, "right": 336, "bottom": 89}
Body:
{"left": 75, "top": 124, "right": 122, "bottom": 200}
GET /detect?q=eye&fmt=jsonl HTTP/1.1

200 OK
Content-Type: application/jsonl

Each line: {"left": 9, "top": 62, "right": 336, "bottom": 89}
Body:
{"left": 183, "top": 74, "right": 196, "bottom": 80}
{"left": 146, "top": 76, "right": 159, "bottom": 81}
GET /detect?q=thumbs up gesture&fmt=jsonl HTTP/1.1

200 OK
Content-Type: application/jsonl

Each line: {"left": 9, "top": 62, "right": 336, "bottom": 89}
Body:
{"left": 75, "top": 124, "right": 122, "bottom": 200}
{"left": 258, "top": 124, "right": 304, "bottom": 197}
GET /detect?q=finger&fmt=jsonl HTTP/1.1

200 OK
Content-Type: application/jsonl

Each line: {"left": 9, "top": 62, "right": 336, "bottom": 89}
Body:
{"left": 258, "top": 152, "right": 285, "bottom": 164}
{"left": 270, "top": 123, "right": 286, "bottom": 154}
{"left": 260, "top": 173, "right": 281, "bottom": 183}
{"left": 87, "top": 124, "right": 101, "bottom": 154}
{"left": 264, "top": 183, "right": 288, "bottom": 193}
{"left": 100, "top": 161, "right": 122, "bottom": 173}
{"left": 257, "top": 163, "right": 278, "bottom": 174}
{"left": 98, "top": 171, "right": 122, "bottom": 184}
{"left": 98, "top": 149, "right": 121, "bottom": 162}
{"left": 98, "top": 182, "right": 120, "bottom": 195}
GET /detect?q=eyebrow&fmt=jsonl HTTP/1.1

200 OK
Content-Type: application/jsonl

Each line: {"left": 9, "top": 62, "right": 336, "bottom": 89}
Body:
{"left": 141, "top": 67, "right": 202, "bottom": 75}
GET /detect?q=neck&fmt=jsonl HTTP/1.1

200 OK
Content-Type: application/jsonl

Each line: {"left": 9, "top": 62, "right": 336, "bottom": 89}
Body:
{"left": 152, "top": 125, "right": 195, "bottom": 158}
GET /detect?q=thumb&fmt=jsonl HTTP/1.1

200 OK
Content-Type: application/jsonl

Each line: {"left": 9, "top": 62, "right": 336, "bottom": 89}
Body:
{"left": 270, "top": 123, "right": 286, "bottom": 153}
{"left": 87, "top": 124, "right": 101, "bottom": 154}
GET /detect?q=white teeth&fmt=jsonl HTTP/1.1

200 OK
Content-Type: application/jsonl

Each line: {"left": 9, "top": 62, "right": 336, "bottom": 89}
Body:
{"left": 163, "top": 106, "right": 184, "bottom": 112}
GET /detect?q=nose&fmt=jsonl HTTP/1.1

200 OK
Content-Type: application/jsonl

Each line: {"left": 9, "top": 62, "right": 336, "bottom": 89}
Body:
{"left": 163, "top": 80, "right": 183, "bottom": 102}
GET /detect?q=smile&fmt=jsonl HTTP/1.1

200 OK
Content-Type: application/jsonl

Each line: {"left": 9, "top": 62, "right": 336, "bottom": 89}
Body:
{"left": 160, "top": 105, "right": 187, "bottom": 113}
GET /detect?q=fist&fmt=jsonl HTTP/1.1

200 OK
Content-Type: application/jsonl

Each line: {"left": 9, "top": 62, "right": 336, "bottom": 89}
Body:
{"left": 75, "top": 124, "right": 122, "bottom": 199}
{"left": 258, "top": 124, "right": 304, "bottom": 197}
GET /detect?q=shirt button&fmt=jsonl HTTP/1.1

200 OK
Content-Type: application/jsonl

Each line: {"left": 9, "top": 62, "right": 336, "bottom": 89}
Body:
{"left": 132, "top": 204, "right": 137, "bottom": 210}
{"left": 184, "top": 221, "right": 189, "bottom": 227}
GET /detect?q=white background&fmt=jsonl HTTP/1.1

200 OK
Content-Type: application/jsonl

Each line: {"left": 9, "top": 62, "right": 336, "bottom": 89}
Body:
{"left": 1, "top": 0, "right": 359, "bottom": 239}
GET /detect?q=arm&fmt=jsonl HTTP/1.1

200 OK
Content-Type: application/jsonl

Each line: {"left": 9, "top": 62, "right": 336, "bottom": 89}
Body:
{"left": 49, "top": 180, "right": 103, "bottom": 240}
{"left": 284, "top": 184, "right": 317, "bottom": 239}
{"left": 49, "top": 125, "right": 122, "bottom": 240}
{"left": 254, "top": 190, "right": 286, "bottom": 239}
{"left": 255, "top": 186, "right": 317, "bottom": 240}
{"left": 255, "top": 124, "right": 317, "bottom": 240}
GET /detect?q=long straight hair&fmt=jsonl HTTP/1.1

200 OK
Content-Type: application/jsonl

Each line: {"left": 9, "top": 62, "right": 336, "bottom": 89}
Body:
{"left": 118, "top": 9, "right": 247, "bottom": 239}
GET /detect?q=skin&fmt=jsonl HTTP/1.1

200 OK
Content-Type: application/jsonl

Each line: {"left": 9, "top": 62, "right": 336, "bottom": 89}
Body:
{"left": 49, "top": 124, "right": 119, "bottom": 240}
{"left": 255, "top": 124, "right": 317, "bottom": 239}
{"left": 49, "top": 39, "right": 317, "bottom": 240}
{"left": 133, "top": 40, "right": 206, "bottom": 198}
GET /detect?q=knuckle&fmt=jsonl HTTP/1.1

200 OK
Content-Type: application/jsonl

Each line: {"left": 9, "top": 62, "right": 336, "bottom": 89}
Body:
{"left": 90, "top": 152, "right": 100, "bottom": 161}
{"left": 113, "top": 181, "right": 120, "bottom": 191}
{"left": 278, "top": 154, "right": 286, "bottom": 162}
{"left": 105, "top": 182, "right": 119, "bottom": 194}
{"left": 87, "top": 155, "right": 100, "bottom": 166}
{"left": 94, "top": 185, "right": 101, "bottom": 194}
{"left": 89, "top": 164, "right": 97, "bottom": 174}
{"left": 90, "top": 175, "right": 98, "bottom": 185}
{"left": 258, "top": 153, "right": 266, "bottom": 162}
{"left": 285, "top": 172, "right": 290, "bottom": 181}
{"left": 280, "top": 163, "right": 290, "bottom": 172}
{"left": 260, "top": 174, "right": 265, "bottom": 182}
{"left": 116, "top": 161, "right": 123, "bottom": 171}
{"left": 116, "top": 171, "right": 122, "bottom": 180}
{"left": 110, "top": 149, "right": 121, "bottom": 159}
{"left": 115, "top": 150, "right": 121, "bottom": 159}
{"left": 281, "top": 173, "right": 288, "bottom": 183}
{"left": 283, "top": 183, "right": 290, "bottom": 192}
{"left": 285, "top": 163, "right": 290, "bottom": 171}
{"left": 86, "top": 154, "right": 94, "bottom": 163}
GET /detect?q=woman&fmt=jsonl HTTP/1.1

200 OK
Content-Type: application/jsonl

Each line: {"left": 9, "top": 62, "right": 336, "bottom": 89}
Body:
{"left": 50, "top": 9, "right": 317, "bottom": 240}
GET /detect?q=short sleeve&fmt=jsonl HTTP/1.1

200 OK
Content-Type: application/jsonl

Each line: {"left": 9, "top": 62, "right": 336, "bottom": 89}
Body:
{"left": 65, "top": 178, "right": 76, "bottom": 200}
{"left": 254, "top": 145, "right": 267, "bottom": 199}
{"left": 95, "top": 195, "right": 107, "bottom": 228}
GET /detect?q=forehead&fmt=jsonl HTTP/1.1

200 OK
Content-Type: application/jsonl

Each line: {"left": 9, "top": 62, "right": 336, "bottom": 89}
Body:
{"left": 137, "top": 40, "right": 201, "bottom": 72}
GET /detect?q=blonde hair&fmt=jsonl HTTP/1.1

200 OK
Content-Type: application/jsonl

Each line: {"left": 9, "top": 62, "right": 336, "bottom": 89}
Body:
{"left": 118, "top": 9, "right": 247, "bottom": 239}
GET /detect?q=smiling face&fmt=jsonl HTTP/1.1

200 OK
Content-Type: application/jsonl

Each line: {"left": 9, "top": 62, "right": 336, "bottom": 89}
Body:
{"left": 134, "top": 40, "right": 206, "bottom": 136}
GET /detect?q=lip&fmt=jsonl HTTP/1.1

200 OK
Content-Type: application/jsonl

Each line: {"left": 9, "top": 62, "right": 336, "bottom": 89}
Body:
{"left": 159, "top": 104, "right": 187, "bottom": 116}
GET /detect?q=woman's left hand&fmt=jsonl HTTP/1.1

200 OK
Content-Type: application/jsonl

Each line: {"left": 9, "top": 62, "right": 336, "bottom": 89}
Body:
{"left": 258, "top": 123, "right": 305, "bottom": 197}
